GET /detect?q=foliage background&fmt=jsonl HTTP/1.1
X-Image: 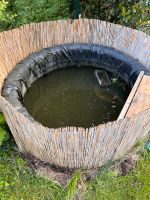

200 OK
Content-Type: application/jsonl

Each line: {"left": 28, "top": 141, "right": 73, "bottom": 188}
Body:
{"left": 0, "top": 0, "right": 70, "bottom": 31}
{"left": 0, "top": 0, "right": 149, "bottom": 33}
{"left": 80, "top": 0, "right": 150, "bottom": 33}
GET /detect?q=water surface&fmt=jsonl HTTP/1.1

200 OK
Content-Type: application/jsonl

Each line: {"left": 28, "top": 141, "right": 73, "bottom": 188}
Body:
{"left": 23, "top": 67, "right": 130, "bottom": 128}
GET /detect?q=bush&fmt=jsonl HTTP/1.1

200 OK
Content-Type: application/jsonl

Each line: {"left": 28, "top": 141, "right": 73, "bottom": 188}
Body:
{"left": 0, "top": 0, "right": 149, "bottom": 33}
{"left": 0, "top": 0, "right": 70, "bottom": 31}
{"left": 80, "top": 0, "right": 150, "bottom": 33}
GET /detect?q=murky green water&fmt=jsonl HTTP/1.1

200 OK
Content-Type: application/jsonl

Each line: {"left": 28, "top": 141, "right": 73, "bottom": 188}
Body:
{"left": 23, "top": 67, "right": 130, "bottom": 128}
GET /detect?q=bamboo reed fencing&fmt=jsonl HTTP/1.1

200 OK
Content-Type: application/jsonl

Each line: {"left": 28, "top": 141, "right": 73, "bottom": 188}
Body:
{"left": 0, "top": 19, "right": 150, "bottom": 169}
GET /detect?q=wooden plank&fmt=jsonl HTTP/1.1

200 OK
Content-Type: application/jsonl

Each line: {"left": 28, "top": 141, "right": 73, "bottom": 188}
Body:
{"left": 126, "top": 75, "right": 150, "bottom": 117}
{"left": 118, "top": 71, "right": 144, "bottom": 120}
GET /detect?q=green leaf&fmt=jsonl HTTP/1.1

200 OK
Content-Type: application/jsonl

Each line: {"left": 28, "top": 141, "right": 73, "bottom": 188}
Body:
{"left": 146, "top": 144, "right": 150, "bottom": 151}
{"left": 66, "top": 170, "right": 81, "bottom": 200}
{"left": 0, "top": 115, "right": 9, "bottom": 146}
{"left": 0, "top": 128, "right": 6, "bottom": 146}
{"left": 0, "top": 113, "right": 5, "bottom": 124}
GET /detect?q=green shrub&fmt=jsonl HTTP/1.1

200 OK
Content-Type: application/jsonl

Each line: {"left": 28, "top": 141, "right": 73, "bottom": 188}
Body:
{"left": 0, "top": 0, "right": 149, "bottom": 32}
{"left": 80, "top": 0, "right": 150, "bottom": 32}
{"left": 117, "top": 0, "right": 150, "bottom": 31}
{"left": 0, "top": 0, "right": 70, "bottom": 31}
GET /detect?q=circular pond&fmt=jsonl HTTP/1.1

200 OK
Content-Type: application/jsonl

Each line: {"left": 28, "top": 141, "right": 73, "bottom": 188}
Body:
{"left": 2, "top": 43, "right": 148, "bottom": 129}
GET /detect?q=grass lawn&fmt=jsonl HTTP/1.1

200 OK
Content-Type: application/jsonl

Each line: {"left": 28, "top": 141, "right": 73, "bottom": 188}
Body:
{"left": 84, "top": 152, "right": 150, "bottom": 200}
{"left": 0, "top": 113, "right": 150, "bottom": 200}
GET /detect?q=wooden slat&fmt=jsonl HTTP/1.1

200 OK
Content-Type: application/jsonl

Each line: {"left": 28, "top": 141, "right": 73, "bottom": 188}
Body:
{"left": 118, "top": 71, "right": 144, "bottom": 120}
{"left": 126, "top": 75, "right": 150, "bottom": 117}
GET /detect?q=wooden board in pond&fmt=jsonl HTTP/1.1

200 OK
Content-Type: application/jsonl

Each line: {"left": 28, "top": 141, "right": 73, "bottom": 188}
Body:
{"left": 23, "top": 67, "right": 130, "bottom": 128}
{"left": 95, "top": 70, "right": 111, "bottom": 86}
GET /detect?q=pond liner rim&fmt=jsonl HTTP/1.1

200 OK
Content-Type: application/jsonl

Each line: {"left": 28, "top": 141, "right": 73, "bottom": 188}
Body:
{"left": 1, "top": 43, "right": 150, "bottom": 130}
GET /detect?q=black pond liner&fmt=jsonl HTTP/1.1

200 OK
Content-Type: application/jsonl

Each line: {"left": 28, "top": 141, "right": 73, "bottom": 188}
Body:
{"left": 2, "top": 43, "right": 149, "bottom": 125}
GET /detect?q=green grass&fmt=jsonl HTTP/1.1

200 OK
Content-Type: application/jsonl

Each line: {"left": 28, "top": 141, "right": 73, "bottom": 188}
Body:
{"left": 84, "top": 152, "right": 150, "bottom": 200}
{"left": 0, "top": 140, "right": 83, "bottom": 200}
{"left": 0, "top": 114, "right": 150, "bottom": 200}
{"left": 0, "top": 161, "right": 65, "bottom": 199}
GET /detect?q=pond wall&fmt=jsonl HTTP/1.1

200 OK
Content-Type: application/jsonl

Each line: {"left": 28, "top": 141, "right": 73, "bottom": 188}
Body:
{"left": 0, "top": 19, "right": 150, "bottom": 169}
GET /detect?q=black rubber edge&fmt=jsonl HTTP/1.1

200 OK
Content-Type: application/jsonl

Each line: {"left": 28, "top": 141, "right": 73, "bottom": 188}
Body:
{"left": 2, "top": 43, "right": 150, "bottom": 122}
